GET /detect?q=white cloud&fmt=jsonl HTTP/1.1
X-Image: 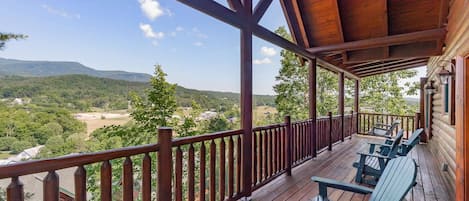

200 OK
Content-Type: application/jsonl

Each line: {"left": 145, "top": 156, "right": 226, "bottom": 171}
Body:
{"left": 169, "top": 32, "right": 177, "bottom": 37}
{"left": 260, "top": 46, "right": 277, "bottom": 57}
{"left": 139, "top": 0, "right": 164, "bottom": 20}
{"left": 176, "top": 26, "right": 184, "bottom": 31}
{"left": 139, "top": 23, "right": 164, "bottom": 39}
{"left": 253, "top": 58, "right": 272, "bottom": 65}
{"left": 42, "top": 4, "right": 80, "bottom": 19}
{"left": 193, "top": 42, "right": 204, "bottom": 47}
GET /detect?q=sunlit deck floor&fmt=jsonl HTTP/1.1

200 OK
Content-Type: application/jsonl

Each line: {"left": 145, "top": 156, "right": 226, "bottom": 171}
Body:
{"left": 250, "top": 135, "right": 453, "bottom": 201}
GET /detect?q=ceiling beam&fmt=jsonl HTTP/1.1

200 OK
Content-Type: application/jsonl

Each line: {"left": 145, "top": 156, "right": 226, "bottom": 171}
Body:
{"left": 349, "top": 57, "right": 421, "bottom": 71}
{"left": 359, "top": 62, "right": 429, "bottom": 77}
{"left": 253, "top": 0, "right": 273, "bottom": 23}
{"left": 355, "top": 59, "right": 428, "bottom": 75}
{"left": 307, "top": 28, "right": 446, "bottom": 53}
{"left": 280, "top": 0, "right": 310, "bottom": 48}
{"left": 176, "top": 0, "right": 360, "bottom": 79}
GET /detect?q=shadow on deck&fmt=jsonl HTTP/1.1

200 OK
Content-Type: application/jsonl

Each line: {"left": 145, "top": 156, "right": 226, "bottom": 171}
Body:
{"left": 250, "top": 135, "right": 452, "bottom": 201}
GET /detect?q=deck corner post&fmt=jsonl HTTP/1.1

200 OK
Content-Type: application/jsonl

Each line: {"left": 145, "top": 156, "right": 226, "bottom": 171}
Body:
{"left": 339, "top": 72, "right": 345, "bottom": 142}
{"left": 308, "top": 58, "right": 317, "bottom": 158}
{"left": 158, "top": 127, "right": 173, "bottom": 201}
{"left": 328, "top": 112, "right": 333, "bottom": 151}
{"left": 285, "top": 115, "right": 292, "bottom": 176}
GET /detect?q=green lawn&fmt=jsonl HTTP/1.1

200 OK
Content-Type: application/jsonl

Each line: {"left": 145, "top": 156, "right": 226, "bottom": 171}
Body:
{"left": 0, "top": 152, "right": 13, "bottom": 159}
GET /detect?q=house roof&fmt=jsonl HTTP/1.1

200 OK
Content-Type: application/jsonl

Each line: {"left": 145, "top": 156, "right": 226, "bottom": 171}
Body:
{"left": 281, "top": 0, "right": 449, "bottom": 77}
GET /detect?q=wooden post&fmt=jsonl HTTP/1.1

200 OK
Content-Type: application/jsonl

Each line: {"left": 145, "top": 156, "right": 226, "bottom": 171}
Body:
{"left": 354, "top": 79, "right": 360, "bottom": 134}
{"left": 455, "top": 56, "right": 468, "bottom": 201}
{"left": 414, "top": 112, "right": 420, "bottom": 133}
{"left": 309, "top": 58, "right": 317, "bottom": 157}
{"left": 158, "top": 127, "right": 173, "bottom": 201}
{"left": 285, "top": 116, "right": 292, "bottom": 176}
{"left": 7, "top": 177, "right": 24, "bottom": 201}
{"left": 339, "top": 72, "right": 345, "bottom": 142}
{"left": 419, "top": 77, "right": 428, "bottom": 142}
{"left": 350, "top": 111, "right": 354, "bottom": 139}
{"left": 328, "top": 112, "right": 333, "bottom": 151}
{"left": 240, "top": 0, "right": 253, "bottom": 195}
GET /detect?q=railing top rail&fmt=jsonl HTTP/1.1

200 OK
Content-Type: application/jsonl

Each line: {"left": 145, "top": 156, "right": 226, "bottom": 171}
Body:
{"left": 172, "top": 129, "right": 244, "bottom": 146}
{"left": 252, "top": 123, "right": 286, "bottom": 131}
{"left": 0, "top": 143, "right": 159, "bottom": 179}
{"left": 358, "top": 112, "right": 415, "bottom": 117}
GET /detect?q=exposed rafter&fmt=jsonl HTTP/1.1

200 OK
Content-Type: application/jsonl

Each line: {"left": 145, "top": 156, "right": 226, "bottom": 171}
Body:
{"left": 177, "top": 0, "right": 360, "bottom": 79}
{"left": 359, "top": 61, "right": 429, "bottom": 77}
{"left": 307, "top": 28, "right": 446, "bottom": 53}
{"left": 280, "top": 0, "right": 309, "bottom": 48}
{"left": 227, "top": 0, "right": 243, "bottom": 12}
{"left": 253, "top": 0, "right": 273, "bottom": 22}
{"left": 355, "top": 59, "right": 428, "bottom": 75}
{"left": 350, "top": 57, "right": 421, "bottom": 71}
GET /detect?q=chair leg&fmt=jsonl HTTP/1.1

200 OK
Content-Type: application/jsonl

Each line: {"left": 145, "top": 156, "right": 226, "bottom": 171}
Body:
{"left": 355, "top": 156, "right": 366, "bottom": 183}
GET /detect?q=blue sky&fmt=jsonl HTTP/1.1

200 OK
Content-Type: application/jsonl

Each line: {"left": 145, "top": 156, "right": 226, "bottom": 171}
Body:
{"left": 0, "top": 0, "right": 425, "bottom": 95}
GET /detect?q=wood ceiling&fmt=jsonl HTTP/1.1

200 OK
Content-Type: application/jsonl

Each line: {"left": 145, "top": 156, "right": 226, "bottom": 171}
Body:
{"left": 281, "top": 0, "right": 449, "bottom": 77}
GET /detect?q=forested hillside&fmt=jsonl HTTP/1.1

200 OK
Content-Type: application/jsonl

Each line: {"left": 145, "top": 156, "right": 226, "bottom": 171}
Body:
{"left": 0, "top": 75, "right": 275, "bottom": 111}
{"left": 0, "top": 57, "right": 152, "bottom": 82}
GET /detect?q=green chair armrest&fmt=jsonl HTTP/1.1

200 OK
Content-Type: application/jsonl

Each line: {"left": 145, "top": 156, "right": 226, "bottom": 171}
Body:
{"left": 311, "top": 176, "right": 374, "bottom": 197}
{"left": 357, "top": 152, "right": 391, "bottom": 160}
{"left": 367, "top": 142, "right": 392, "bottom": 147}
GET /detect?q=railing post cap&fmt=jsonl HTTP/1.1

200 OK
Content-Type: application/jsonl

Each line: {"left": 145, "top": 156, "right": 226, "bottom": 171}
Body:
{"left": 158, "top": 127, "right": 173, "bottom": 130}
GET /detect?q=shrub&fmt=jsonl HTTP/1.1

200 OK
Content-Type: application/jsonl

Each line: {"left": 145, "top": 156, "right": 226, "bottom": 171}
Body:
{"left": 10, "top": 140, "right": 32, "bottom": 154}
{"left": 0, "top": 137, "right": 18, "bottom": 151}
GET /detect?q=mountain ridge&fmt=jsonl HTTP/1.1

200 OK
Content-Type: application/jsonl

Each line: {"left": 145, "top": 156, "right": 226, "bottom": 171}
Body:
{"left": 0, "top": 57, "right": 152, "bottom": 82}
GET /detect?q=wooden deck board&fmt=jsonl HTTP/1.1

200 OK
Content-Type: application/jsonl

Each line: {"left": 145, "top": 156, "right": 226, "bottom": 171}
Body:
{"left": 250, "top": 135, "right": 453, "bottom": 201}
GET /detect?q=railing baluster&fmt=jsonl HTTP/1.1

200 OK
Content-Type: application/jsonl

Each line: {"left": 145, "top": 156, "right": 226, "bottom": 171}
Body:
{"left": 252, "top": 131, "right": 257, "bottom": 185}
{"left": 274, "top": 127, "right": 279, "bottom": 173}
{"left": 263, "top": 130, "right": 268, "bottom": 179}
{"left": 220, "top": 138, "right": 226, "bottom": 200}
{"left": 285, "top": 116, "right": 292, "bottom": 176}
{"left": 259, "top": 130, "right": 263, "bottom": 182}
{"left": 175, "top": 147, "right": 183, "bottom": 201}
{"left": 123, "top": 157, "right": 133, "bottom": 201}
{"left": 236, "top": 136, "right": 241, "bottom": 193}
{"left": 268, "top": 129, "right": 273, "bottom": 176}
{"left": 7, "top": 177, "right": 24, "bottom": 201}
{"left": 210, "top": 140, "right": 216, "bottom": 201}
{"left": 228, "top": 137, "right": 234, "bottom": 198}
{"left": 188, "top": 145, "right": 195, "bottom": 201}
{"left": 200, "top": 142, "right": 206, "bottom": 201}
{"left": 101, "top": 160, "right": 112, "bottom": 201}
{"left": 44, "top": 171, "right": 59, "bottom": 201}
{"left": 142, "top": 153, "right": 151, "bottom": 201}
{"left": 74, "top": 166, "right": 87, "bottom": 201}
{"left": 328, "top": 112, "right": 333, "bottom": 151}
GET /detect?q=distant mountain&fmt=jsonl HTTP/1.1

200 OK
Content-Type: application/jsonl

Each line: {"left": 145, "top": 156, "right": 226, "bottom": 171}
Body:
{"left": 0, "top": 75, "right": 275, "bottom": 112}
{"left": 0, "top": 58, "right": 151, "bottom": 82}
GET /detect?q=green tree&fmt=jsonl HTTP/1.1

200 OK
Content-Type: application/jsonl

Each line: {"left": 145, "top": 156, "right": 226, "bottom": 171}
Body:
{"left": 10, "top": 140, "right": 32, "bottom": 154}
{"left": 0, "top": 33, "right": 27, "bottom": 50}
{"left": 0, "top": 137, "right": 18, "bottom": 151}
{"left": 273, "top": 27, "right": 309, "bottom": 121}
{"left": 176, "top": 101, "right": 201, "bottom": 137}
{"left": 131, "top": 65, "right": 177, "bottom": 132}
{"left": 360, "top": 71, "right": 419, "bottom": 114}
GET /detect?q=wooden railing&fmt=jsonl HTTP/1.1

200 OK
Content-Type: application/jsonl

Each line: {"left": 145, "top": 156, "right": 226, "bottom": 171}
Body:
{"left": 357, "top": 112, "right": 421, "bottom": 139}
{"left": 0, "top": 114, "right": 360, "bottom": 201}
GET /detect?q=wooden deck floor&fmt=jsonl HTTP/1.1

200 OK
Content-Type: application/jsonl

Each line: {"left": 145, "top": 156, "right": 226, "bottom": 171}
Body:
{"left": 250, "top": 135, "right": 453, "bottom": 201}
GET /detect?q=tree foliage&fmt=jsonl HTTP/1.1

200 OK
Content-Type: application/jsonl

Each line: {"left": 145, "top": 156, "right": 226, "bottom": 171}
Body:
{"left": 0, "top": 33, "right": 27, "bottom": 50}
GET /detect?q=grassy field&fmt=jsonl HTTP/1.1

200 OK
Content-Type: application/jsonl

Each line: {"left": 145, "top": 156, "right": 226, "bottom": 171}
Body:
{"left": 0, "top": 151, "right": 13, "bottom": 160}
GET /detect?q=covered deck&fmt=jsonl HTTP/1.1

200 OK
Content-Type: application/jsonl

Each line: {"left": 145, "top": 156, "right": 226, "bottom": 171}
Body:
{"left": 251, "top": 136, "right": 453, "bottom": 201}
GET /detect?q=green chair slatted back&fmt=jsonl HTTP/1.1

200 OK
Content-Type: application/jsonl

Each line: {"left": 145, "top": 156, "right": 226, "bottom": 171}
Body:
{"left": 387, "top": 130, "right": 404, "bottom": 157}
{"left": 398, "top": 128, "right": 424, "bottom": 156}
{"left": 370, "top": 157, "right": 418, "bottom": 201}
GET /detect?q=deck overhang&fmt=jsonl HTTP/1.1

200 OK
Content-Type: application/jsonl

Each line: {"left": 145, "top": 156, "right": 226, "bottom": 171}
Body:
{"left": 281, "top": 0, "right": 450, "bottom": 77}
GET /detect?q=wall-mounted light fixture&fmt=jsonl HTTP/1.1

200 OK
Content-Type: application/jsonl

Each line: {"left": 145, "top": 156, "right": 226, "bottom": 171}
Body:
{"left": 437, "top": 60, "right": 455, "bottom": 85}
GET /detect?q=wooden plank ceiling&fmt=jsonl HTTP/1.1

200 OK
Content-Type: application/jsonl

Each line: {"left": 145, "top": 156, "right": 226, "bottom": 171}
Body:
{"left": 281, "top": 0, "right": 449, "bottom": 77}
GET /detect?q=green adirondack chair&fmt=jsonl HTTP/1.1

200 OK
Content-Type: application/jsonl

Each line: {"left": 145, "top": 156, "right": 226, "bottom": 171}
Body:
{"left": 368, "top": 120, "right": 401, "bottom": 138}
{"left": 384, "top": 128, "right": 424, "bottom": 156}
{"left": 311, "top": 157, "right": 417, "bottom": 201}
{"left": 353, "top": 130, "right": 404, "bottom": 185}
